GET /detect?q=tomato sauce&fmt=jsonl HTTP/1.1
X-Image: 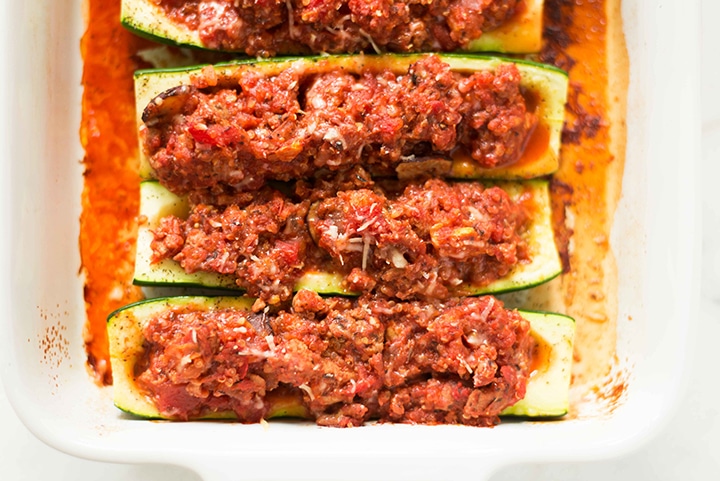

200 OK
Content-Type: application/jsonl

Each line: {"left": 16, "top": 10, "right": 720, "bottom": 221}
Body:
{"left": 80, "top": 0, "right": 151, "bottom": 384}
{"left": 538, "top": 0, "right": 627, "bottom": 388}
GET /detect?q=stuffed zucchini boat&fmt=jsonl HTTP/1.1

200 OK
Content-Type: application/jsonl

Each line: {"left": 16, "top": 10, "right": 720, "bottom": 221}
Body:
{"left": 121, "top": 0, "right": 545, "bottom": 56}
{"left": 134, "top": 178, "right": 562, "bottom": 299}
{"left": 134, "top": 179, "right": 352, "bottom": 295}
{"left": 135, "top": 53, "right": 569, "bottom": 184}
{"left": 108, "top": 295, "right": 575, "bottom": 424}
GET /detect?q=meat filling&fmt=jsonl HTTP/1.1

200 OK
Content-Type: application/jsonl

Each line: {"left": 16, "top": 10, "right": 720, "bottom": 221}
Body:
{"left": 154, "top": 0, "right": 522, "bottom": 56}
{"left": 135, "top": 292, "right": 533, "bottom": 427}
{"left": 150, "top": 178, "right": 531, "bottom": 305}
{"left": 152, "top": 188, "right": 312, "bottom": 305}
{"left": 142, "top": 56, "right": 537, "bottom": 198}
{"left": 311, "top": 179, "right": 531, "bottom": 299}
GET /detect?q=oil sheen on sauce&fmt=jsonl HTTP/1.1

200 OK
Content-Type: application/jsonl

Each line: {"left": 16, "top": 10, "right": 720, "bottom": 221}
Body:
{"left": 80, "top": 0, "right": 627, "bottom": 410}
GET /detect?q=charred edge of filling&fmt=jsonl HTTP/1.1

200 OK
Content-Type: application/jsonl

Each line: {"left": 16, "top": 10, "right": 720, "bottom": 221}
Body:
{"left": 154, "top": 0, "right": 523, "bottom": 56}
{"left": 148, "top": 177, "right": 532, "bottom": 305}
{"left": 132, "top": 293, "right": 533, "bottom": 427}
{"left": 141, "top": 56, "right": 537, "bottom": 198}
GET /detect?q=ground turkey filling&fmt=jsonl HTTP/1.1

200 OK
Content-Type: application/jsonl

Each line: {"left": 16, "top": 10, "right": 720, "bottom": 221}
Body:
{"left": 135, "top": 291, "right": 533, "bottom": 427}
{"left": 150, "top": 177, "right": 531, "bottom": 306}
{"left": 142, "top": 56, "right": 536, "bottom": 198}
{"left": 154, "top": 0, "right": 522, "bottom": 56}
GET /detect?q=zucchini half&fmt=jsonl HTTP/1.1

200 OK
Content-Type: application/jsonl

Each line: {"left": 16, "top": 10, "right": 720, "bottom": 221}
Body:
{"left": 133, "top": 180, "right": 353, "bottom": 295}
{"left": 134, "top": 53, "right": 569, "bottom": 181}
{"left": 121, "top": 0, "right": 544, "bottom": 55}
{"left": 107, "top": 296, "right": 576, "bottom": 420}
{"left": 134, "top": 179, "right": 562, "bottom": 296}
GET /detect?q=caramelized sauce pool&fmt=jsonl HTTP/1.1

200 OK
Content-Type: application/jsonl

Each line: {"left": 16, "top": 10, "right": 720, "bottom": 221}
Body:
{"left": 517, "top": 90, "right": 552, "bottom": 170}
{"left": 520, "top": 123, "right": 550, "bottom": 168}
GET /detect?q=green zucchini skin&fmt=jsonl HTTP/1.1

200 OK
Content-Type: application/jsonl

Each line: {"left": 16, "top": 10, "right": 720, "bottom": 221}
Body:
{"left": 122, "top": 0, "right": 545, "bottom": 55}
{"left": 108, "top": 296, "right": 575, "bottom": 420}
{"left": 134, "top": 53, "right": 569, "bottom": 181}
{"left": 134, "top": 179, "right": 562, "bottom": 297}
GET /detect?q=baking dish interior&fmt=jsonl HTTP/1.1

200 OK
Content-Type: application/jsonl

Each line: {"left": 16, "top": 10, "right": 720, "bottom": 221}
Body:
{"left": 0, "top": 1, "right": 699, "bottom": 480}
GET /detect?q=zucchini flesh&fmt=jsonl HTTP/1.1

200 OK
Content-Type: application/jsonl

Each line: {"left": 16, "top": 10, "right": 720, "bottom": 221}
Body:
{"left": 107, "top": 296, "right": 575, "bottom": 420}
{"left": 500, "top": 311, "right": 575, "bottom": 417}
{"left": 134, "top": 54, "right": 569, "bottom": 181}
{"left": 121, "top": 0, "right": 544, "bottom": 55}
{"left": 134, "top": 179, "right": 562, "bottom": 296}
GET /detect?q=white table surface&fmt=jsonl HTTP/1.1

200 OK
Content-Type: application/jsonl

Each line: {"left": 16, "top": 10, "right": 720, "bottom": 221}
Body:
{"left": 2, "top": 3, "right": 719, "bottom": 480}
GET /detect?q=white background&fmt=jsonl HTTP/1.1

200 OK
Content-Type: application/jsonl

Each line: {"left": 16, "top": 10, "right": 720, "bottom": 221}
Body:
{"left": 1, "top": 1, "right": 718, "bottom": 480}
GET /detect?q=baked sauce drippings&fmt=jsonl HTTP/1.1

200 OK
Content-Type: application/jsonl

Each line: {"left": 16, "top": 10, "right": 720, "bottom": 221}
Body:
{"left": 538, "top": 0, "right": 625, "bottom": 388}
{"left": 523, "top": 123, "right": 551, "bottom": 167}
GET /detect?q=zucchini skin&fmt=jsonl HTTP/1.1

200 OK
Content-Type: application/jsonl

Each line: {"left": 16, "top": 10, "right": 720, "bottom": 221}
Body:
{"left": 108, "top": 296, "right": 575, "bottom": 420}
{"left": 134, "top": 179, "right": 562, "bottom": 297}
{"left": 134, "top": 53, "right": 569, "bottom": 181}
{"left": 121, "top": 0, "right": 545, "bottom": 55}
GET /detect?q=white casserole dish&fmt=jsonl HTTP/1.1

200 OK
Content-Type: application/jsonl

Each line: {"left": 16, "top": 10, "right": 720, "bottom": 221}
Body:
{"left": 0, "top": 1, "right": 700, "bottom": 480}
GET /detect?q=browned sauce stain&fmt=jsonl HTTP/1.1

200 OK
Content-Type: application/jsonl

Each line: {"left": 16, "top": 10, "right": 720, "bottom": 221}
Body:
{"left": 587, "top": 355, "right": 629, "bottom": 414}
{"left": 594, "top": 380, "right": 627, "bottom": 408}
{"left": 37, "top": 304, "right": 74, "bottom": 392}
{"left": 38, "top": 318, "right": 70, "bottom": 368}
{"left": 549, "top": 178, "right": 574, "bottom": 273}
{"left": 562, "top": 80, "right": 607, "bottom": 144}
